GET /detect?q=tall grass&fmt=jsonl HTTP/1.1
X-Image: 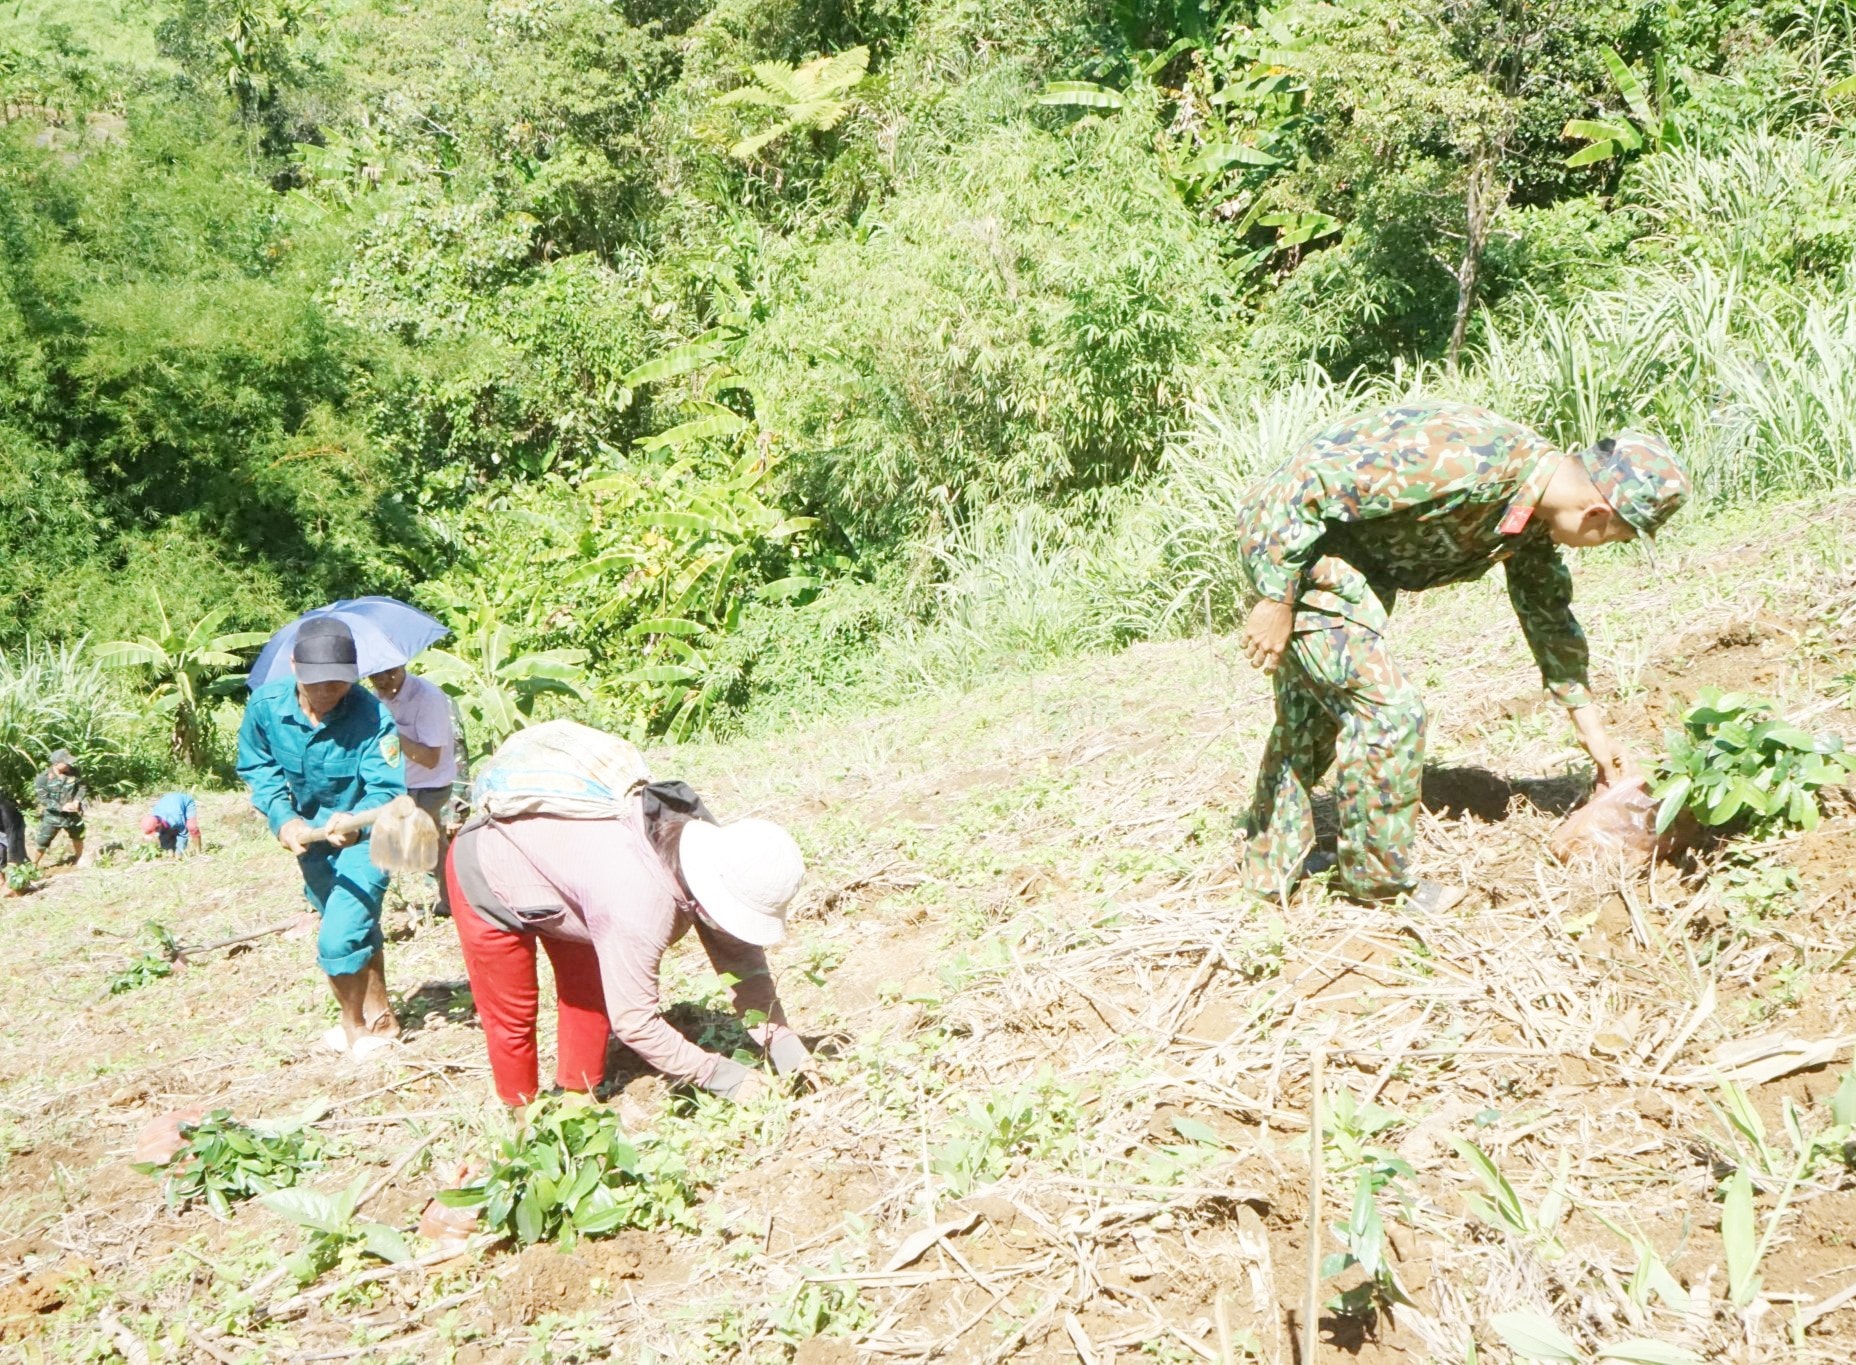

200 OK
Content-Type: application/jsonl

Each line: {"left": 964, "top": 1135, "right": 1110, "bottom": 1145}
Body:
{"left": 0, "top": 641, "right": 141, "bottom": 799}
{"left": 887, "top": 123, "right": 1856, "bottom": 680}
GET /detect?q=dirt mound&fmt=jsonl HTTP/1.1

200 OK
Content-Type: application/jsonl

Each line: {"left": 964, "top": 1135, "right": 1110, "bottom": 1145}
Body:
{"left": 487, "top": 1231, "right": 671, "bottom": 1327}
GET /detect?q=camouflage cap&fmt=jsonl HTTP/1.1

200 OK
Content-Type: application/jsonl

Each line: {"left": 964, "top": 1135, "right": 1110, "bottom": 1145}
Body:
{"left": 1579, "top": 432, "right": 1689, "bottom": 538}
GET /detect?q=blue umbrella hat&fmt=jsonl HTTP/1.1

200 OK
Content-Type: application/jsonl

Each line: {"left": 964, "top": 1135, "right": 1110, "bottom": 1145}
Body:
{"left": 247, "top": 598, "right": 450, "bottom": 690}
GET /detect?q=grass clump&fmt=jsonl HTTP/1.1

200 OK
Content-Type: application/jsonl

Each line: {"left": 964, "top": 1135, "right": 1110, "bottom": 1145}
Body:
{"left": 437, "top": 1094, "right": 699, "bottom": 1249}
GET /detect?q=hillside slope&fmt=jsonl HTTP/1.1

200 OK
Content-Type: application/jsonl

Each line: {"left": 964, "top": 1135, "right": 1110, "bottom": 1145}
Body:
{"left": 3, "top": 494, "right": 1855, "bottom": 1361}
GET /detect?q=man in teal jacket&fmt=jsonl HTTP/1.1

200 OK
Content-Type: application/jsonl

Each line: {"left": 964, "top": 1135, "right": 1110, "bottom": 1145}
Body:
{"left": 237, "top": 617, "right": 407, "bottom": 1057}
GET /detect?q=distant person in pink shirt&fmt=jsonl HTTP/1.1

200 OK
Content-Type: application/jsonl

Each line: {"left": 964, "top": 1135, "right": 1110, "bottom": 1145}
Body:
{"left": 366, "top": 665, "right": 458, "bottom": 915}
{"left": 445, "top": 785, "right": 813, "bottom": 1106}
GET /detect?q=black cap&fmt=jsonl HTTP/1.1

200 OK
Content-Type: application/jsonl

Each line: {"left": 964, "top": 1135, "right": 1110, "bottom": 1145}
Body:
{"left": 293, "top": 616, "right": 359, "bottom": 684}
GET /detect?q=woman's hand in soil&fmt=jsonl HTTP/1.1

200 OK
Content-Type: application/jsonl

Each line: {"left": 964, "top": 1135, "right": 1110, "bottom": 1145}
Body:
{"left": 733, "top": 1072, "right": 773, "bottom": 1105}
{"left": 1242, "top": 598, "right": 1294, "bottom": 673}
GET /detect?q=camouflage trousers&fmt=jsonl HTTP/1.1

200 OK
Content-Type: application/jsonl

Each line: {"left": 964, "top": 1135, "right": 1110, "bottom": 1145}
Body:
{"left": 1242, "top": 610, "right": 1426, "bottom": 901}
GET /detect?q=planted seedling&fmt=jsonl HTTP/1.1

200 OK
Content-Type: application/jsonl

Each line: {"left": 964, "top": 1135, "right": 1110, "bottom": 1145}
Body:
{"left": 437, "top": 1093, "right": 698, "bottom": 1249}
{"left": 931, "top": 1068, "right": 1082, "bottom": 1195}
{"left": 107, "top": 922, "right": 180, "bottom": 995}
{"left": 135, "top": 1110, "right": 326, "bottom": 1217}
{"left": 1652, "top": 688, "right": 1856, "bottom": 835}
{"left": 261, "top": 1172, "right": 412, "bottom": 1284}
{"left": 1321, "top": 1089, "right": 1417, "bottom": 1320}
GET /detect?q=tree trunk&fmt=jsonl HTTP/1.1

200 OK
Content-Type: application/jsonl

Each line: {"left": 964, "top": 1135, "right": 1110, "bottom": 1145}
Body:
{"left": 1447, "top": 147, "right": 1510, "bottom": 367}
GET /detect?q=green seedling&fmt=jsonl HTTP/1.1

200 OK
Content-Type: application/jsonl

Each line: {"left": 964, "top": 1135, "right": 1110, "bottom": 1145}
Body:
{"left": 1139, "top": 1115, "right": 1231, "bottom": 1186}
{"left": 1488, "top": 1309, "right": 1705, "bottom": 1364}
{"left": 438, "top": 1093, "right": 698, "bottom": 1248}
{"left": 1455, "top": 1140, "right": 1568, "bottom": 1262}
{"left": 261, "top": 1171, "right": 413, "bottom": 1285}
{"left": 107, "top": 921, "right": 180, "bottom": 994}
{"left": 769, "top": 1266, "right": 874, "bottom": 1344}
{"left": 1652, "top": 688, "right": 1856, "bottom": 835}
{"left": 1322, "top": 1089, "right": 1416, "bottom": 1319}
{"left": 931, "top": 1068, "right": 1081, "bottom": 1195}
{"left": 1712, "top": 1065, "right": 1856, "bottom": 1308}
{"left": 136, "top": 1111, "right": 326, "bottom": 1217}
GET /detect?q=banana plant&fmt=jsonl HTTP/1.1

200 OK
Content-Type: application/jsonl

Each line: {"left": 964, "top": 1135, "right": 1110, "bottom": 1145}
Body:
{"left": 1563, "top": 48, "right": 1678, "bottom": 167}
{"left": 420, "top": 599, "right": 589, "bottom": 751}
{"left": 95, "top": 591, "right": 269, "bottom": 768}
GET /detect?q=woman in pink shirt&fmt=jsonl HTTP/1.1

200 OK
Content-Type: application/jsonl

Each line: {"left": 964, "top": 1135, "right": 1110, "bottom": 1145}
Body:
{"left": 444, "top": 785, "right": 812, "bottom": 1106}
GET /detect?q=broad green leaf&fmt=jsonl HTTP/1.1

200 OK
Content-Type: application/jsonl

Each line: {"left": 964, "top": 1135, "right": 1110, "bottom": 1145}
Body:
{"left": 514, "top": 1188, "right": 544, "bottom": 1245}
{"left": 626, "top": 617, "right": 705, "bottom": 639}
{"left": 634, "top": 412, "right": 750, "bottom": 451}
{"left": 619, "top": 665, "right": 703, "bottom": 685}
{"left": 359, "top": 1222, "right": 413, "bottom": 1264}
{"left": 1565, "top": 142, "right": 1621, "bottom": 167}
{"left": 1563, "top": 118, "right": 1630, "bottom": 142}
{"left": 1171, "top": 1116, "right": 1226, "bottom": 1148}
{"left": 260, "top": 1187, "right": 344, "bottom": 1234}
{"left": 1596, "top": 1340, "right": 1704, "bottom": 1365}
{"left": 1829, "top": 72, "right": 1856, "bottom": 98}
{"left": 1038, "top": 81, "right": 1125, "bottom": 110}
{"left": 1489, "top": 1309, "right": 1582, "bottom": 1361}
{"left": 1601, "top": 47, "right": 1655, "bottom": 127}
{"left": 755, "top": 576, "right": 819, "bottom": 602}
{"left": 620, "top": 341, "right": 725, "bottom": 388}
{"left": 1723, "top": 1168, "right": 1759, "bottom": 1306}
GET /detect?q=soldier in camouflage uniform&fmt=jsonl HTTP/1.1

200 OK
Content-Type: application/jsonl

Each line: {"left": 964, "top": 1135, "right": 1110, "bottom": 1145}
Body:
{"left": 31, "top": 749, "right": 86, "bottom": 867}
{"left": 1237, "top": 401, "right": 1690, "bottom": 909}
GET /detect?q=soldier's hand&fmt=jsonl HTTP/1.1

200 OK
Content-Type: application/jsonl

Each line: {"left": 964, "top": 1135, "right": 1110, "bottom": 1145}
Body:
{"left": 278, "top": 818, "right": 314, "bottom": 856}
{"left": 1242, "top": 598, "right": 1295, "bottom": 673}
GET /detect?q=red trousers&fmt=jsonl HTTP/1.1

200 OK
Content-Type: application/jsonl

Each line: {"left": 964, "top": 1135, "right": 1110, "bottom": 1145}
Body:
{"left": 446, "top": 853, "right": 611, "bottom": 1106}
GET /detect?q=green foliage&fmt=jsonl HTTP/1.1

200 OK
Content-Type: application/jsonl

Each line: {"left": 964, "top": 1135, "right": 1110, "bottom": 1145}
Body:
{"left": 931, "top": 1068, "right": 1081, "bottom": 1194}
{"left": 715, "top": 46, "right": 871, "bottom": 160}
{"left": 4, "top": 0, "right": 1856, "bottom": 737}
{"left": 1562, "top": 49, "right": 1678, "bottom": 167}
{"left": 106, "top": 922, "right": 180, "bottom": 995}
{"left": 436, "top": 1094, "right": 699, "bottom": 1249}
{"left": 261, "top": 1171, "right": 413, "bottom": 1286}
{"left": 94, "top": 591, "right": 267, "bottom": 769}
{"left": 0, "top": 641, "right": 141, "bottom": 801}
{"left": 1320, "top": 1088, "right": 1415, "bottom": 1319}
{"left": 1651, "top": 688, "right": 1856, "bottom": 835}
{"left": 418, "top": 599, "right": 589, "bottom": 752}
{"left": 135, "top": 1110, "right": 326, "bottom": 1218}
{"left": 767, "top": 1273, "right": 875, "bottom": 1344}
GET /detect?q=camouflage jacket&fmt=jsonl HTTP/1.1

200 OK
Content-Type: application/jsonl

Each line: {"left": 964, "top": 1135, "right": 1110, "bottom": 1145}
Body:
{"left": 1242, "top": 401, "right": 1594, "bottom": 710}
{"left": 34, "top": 768, "right": 85, "bottom": 815}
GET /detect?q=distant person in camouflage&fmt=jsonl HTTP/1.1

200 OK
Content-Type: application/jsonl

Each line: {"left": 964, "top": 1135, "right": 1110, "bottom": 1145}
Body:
{"left": 1237, "top": 401, "right": 1689, "bottom": 911}
{"left": 31, "top": 750, "right": 86, "bottom": 868}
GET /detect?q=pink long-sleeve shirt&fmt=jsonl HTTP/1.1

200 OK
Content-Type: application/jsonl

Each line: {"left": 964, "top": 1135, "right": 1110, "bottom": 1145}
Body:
{"left": 469, "top": 813, "right": 795, "bottom": 1087}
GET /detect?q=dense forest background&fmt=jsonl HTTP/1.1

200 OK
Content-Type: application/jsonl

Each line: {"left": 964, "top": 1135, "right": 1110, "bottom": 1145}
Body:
{"left": 4, "top": 0, "right": 1856, "bottom": 780}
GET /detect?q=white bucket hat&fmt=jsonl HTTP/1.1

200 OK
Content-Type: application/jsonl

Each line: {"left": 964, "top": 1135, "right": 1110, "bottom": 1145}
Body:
{"left": 678, "top": 818, "right": 805, "bottom": 946}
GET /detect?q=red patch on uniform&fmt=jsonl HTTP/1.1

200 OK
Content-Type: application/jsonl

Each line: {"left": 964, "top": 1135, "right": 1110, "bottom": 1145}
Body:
{"left": 1497, "top": 504, "right": 1533, "bottom": 535}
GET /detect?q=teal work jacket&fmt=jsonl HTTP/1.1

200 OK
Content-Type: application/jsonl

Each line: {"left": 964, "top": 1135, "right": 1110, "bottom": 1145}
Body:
{"left": 236, "top": 679, "right": 407, "bottom": 835}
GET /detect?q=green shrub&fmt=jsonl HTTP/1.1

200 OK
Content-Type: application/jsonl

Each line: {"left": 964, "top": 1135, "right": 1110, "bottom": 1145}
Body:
{"left": 137, "top": 1110, "right": 327, "bottom": 1217}
{"left": 437, "top": 1094, "right": 700, "bottom": 1249}
{"left": 746, "top": 116, "right": 1233, "bottom": 543}
{"left": 1653, "top": 688, "right": 1856, "bottom": 836}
